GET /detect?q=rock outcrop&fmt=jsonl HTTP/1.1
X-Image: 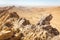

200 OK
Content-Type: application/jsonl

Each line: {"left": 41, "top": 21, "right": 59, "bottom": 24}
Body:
{"left": 0, "top": 11, "right": 59, "bottom": 40}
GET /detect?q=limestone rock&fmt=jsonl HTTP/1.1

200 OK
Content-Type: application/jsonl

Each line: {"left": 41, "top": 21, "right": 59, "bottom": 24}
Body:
{"left": 0, "top": 12, "right": 59, "bottom": 40}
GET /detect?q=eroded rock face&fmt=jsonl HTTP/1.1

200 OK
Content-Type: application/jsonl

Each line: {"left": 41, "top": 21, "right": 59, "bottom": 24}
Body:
{"left": 9, "top": 12, "right": 19, "bottom": 19}
{"left": 37, "top": 13, "right": 59, "bottom": 36}
{"left": 0, "top": 12, "right": 59, "bottom": 40}
{"left": 42, "top": 25, "right": 59, "bottom": 36}
{"left": 37, "top": 13, "right": 53, "bottom": 25}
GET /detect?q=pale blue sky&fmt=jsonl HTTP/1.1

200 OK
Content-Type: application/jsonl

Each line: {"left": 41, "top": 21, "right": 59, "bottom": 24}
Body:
{"left": 0, "top": 0, "right": 60, "bottom": 6}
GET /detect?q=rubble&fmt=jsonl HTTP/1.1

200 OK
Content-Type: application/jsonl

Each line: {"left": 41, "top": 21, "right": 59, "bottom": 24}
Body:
{"left": 0, "top": 12, "right": 59, "bottom": 40}
{"left": 0, "top": 30, "right": 13, "bottom": 40}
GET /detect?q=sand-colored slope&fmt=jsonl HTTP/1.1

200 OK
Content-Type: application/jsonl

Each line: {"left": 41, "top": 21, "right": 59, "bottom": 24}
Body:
{"left": 5, "top": 6, "right": 60, "bottom": 31}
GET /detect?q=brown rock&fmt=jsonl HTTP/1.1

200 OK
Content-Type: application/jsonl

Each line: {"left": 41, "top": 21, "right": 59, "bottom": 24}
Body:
{"left": 9, "top": 12, "right": 19, "bottom": 19}
{"left": 18, "top": 18, "right": 30, "bottom": 26}
{"left": 37, "top": 13, "right": 53, "bottom": 25}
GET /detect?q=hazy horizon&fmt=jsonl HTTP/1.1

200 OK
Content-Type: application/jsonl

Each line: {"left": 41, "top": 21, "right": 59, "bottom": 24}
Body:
{"left": 0, "top": 0, "right": 60, "bottom": 7}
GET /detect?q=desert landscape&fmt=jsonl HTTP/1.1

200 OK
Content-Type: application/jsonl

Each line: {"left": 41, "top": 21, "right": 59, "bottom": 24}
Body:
{"left": 0, "top": 6, "right": 60, "bottom": 40}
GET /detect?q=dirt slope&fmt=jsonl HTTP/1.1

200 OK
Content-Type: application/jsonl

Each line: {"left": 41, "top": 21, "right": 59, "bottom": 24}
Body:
{"left": 6, "top": 6, "right": 60, "bottom": 31}
{"left": 0, "top": 6, "right": 60, "bottom": 31}
{"left": 0, "top": 6, "right": 60, "bottom": 40}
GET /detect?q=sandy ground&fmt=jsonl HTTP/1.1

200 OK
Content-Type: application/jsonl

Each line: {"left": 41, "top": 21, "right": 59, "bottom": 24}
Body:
{"left": 4, "top": 6, "right": 60, "bottom": 32}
